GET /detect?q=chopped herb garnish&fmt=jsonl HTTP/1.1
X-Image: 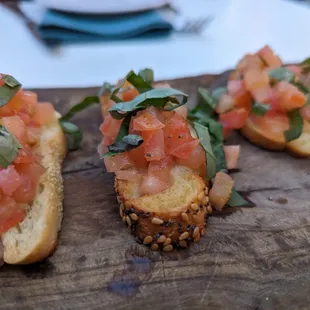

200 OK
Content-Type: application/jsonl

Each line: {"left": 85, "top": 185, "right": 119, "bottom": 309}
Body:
{"left": 227, "top": 188, "right": 254, "bottom": 207}
{"left": 251, "top": 102, "right": 270, "bottom": 116}
{"left": 269, "top": 67, "right": 295, "bottom": 82}
{"left": 59, "top": 121, "right": 82, "bottom": 151}
{"left": 0, "top": 75, "right": 22, "bottom": 107}
{"left": 284, "top": 109, "right": 304, "bottom": 142}
{"left": 0, "top": 125, "right": 22, "bottom": 168}
{"left": 138, "top": 68, "right": 154, "bottom": 86}
{"left": 105, "top": 134, "right": 143, "bottom": 157}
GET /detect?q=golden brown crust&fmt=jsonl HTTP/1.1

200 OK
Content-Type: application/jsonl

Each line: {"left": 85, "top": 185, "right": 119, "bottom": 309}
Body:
{"left": 2, "top": 112, "right": 67, "bottom": 264}
{"left": 241, "top": 118, "right": 310, "bottom": 157}
{"left": 115, "top": 166, "right": 211, "bottom": 251}
{"left": 241, "top": 118, "right": 286, "bottom": 151}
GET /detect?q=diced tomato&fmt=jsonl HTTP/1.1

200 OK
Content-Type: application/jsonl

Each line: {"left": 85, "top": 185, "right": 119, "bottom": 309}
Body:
{"left": 171, "top": 139, "right": 200, "bottom": 159}
{"left": 12, "top": 175, "right": 36, "bottom": 204}
{"left": 132, "top": 112, "right": 165, "bottom": 131}
{"left": 100, "top": 114, "right": 122, "bottom": 140}
{"left": 250, "top": 86, "right": 273, "bottom": 103}
{"left": 27, "top": 126, "right": 41, "bottom": 145}
{"left": 120, "top": 88, "right": 139, "bottom": 102}
{"left": 236, "top": 54, "right": 264, "bottom": 72}
{"left": 15, "top": 162, "right": 44, "bottom": 181}
{"left": 140, "top": 175, "right": 169, "bottom": 196}
{"left": 21, "top": 91, "right": 37, "bottom": 117}
{"left": 148, "top": 156, "right": 174, "bottom": 183}
{"left": 244, "top": 69, "right": 270, "bottom": 91}
{"left": 115, "top": 169, "right": 141, "bottom": 182}
{"left": 142, "top": 129, "right": 166, "bottom": 161}
{"left": 102, "top": 135, "right": 114, "bottom": 146}
{"left": 215, "top": 94, "right": 235, "bottom": 114}
{"left": 286, "top": 65, "right": 302, "bottom": 76}
{"left": 32, "top": 103, "right": 56, "bottom": 126}
{"left": 163, "top": 114, "right": 192, "bottom": 154}
{"left": 175, "top": 106, "right": 188, "bottom": 119}
{"left": 1, "top": 115, "right": 27, "bottom": 144}
{"left": 0, "top": 165, "right": 22, "bottom": 196}
{"left": 275, "top": 81, "right": 306, "bottom": 112}
{"left": 224, "top": 145, "right": 240, "bottom": 170}
{"left": 14, "top": 144, "right": 34, "bottom": 164}
{"left": 227, "top": 80, "right": 251, "bottom": 109}
{"left": 128, "top": 145, "right": 148, "bottom": 168}
{"left": 104, "top": 152, "right": 132, "bottom": 172}
{"left": 219, "top": 108, "right": 248, "bottom": 129}
{"left": 0, "top": 196, "right": 25, "bottom": 233}
{"left": 258, "top": 45, "right": 282, "bottom": 68}
{"left": 300, "top": 105, "right": 310, "bottom": 121}
{"left": 17, "top": 112, "right": 32, "bottom": 125}
{"left": 176, "top": 144, "right": 205, "bottom": 170}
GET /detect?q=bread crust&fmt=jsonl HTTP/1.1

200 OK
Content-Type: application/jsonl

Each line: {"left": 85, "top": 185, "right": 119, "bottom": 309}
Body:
{"left": 2, "top": 113, "right": 66, "bottom": 264}
{"left": 115, "top": 166, "right": 211, "bottom": 251}
{"left": 241, "top": 118, "right": 310, "bottom": 157}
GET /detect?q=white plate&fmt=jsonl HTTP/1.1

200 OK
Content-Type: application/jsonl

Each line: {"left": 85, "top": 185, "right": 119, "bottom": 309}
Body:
{"left": 35, "top": 0, "right": 172, "bottom": 14}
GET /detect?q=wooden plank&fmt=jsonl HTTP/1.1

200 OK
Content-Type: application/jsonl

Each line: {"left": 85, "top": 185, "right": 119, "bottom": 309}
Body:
{"left": 0, "top": 73, "right": 310, "bottom": 310}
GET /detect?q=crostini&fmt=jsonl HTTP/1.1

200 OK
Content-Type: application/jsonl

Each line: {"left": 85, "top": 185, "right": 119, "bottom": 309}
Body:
{"left": 0, "top": 75, "right": 66, "bottom": 264}
{"left": 98, "top": 70, "right": 237, "bottom": 251}
{"left": 213, "top": 45, "right": 310, "bottom": 157}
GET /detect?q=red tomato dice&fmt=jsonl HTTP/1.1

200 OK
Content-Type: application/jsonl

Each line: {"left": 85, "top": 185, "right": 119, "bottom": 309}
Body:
{"left": 0, "top": 196, "right": 25, "bottom": 233}
{"left": 219, "top": 108, "right": 248, "bottom": 129}
{"left": 100, "top": 114, "right": 122, "bottom": 140}
{"left": 142, "top": 129, "right": 166, "bottom": 161}
{"left": 0, "top": 165, "right": 22, "bottom": 196}
{"left": 132, "top": 112, "right": 165, "bottom": 131}
{"left": 140, "top": 175, "right": 169, "bottom": 196}
{"left": 128, "top": 145, "right": 148, "bottom": 168}
{"left": 244, "top": 69, "right": 270, "bottom": 91}
{"left": 215, "top": 94, "right": 235, "bottom": 114}
{"left": 115, "top": 169, "right": 140, "bottom": 182}
{"left": 258, "top": 45, "right": 282, "bottom": 68}
{"left": 148, "top": 156, "right": 174, "bottom": 183}
{"left": 104, "top": 152, "right": 132, "bottom": 172}
{"left": 176, "top": 144, "right": 206, "bottom": 170}
{"left": 12, "top": 175, "right": 37, "bottom": 204}
{"left": 1, "top": 115, "right": 27, "bottom": 144}
{"left": 32, "top": 103, "right": 56, "bottom": 126}
{"left": 275, "top": 81, "right": 306, "bottom": 112}
{"left": 171, "top": 139, "right": 200, "bottom": 159}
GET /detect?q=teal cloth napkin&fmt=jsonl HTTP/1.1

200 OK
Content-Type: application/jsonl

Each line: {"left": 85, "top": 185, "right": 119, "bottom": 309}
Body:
{"left": 37, "top": 9, "right": 173, "bottom": 45}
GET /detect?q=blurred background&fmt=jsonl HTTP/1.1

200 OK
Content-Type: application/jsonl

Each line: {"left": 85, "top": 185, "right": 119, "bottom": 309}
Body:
{"left": 1, "top": 0, "right": 310, "bottom": 88}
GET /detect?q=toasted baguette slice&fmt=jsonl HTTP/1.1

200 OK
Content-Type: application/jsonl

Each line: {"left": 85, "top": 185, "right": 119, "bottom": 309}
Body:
{"left": 115, "top": 166, "right": 211, "bottom": 251}
{"left": 1, "top": 112, "right": 67, "bottom": 264}
{"left": 241, "top": 118, "right": 310, "bottom": 157}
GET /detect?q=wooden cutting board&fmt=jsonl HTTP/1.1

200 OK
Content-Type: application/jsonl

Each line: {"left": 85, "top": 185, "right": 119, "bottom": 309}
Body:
{"left": 1, "top": 73, "right": 310, "bottom": 310}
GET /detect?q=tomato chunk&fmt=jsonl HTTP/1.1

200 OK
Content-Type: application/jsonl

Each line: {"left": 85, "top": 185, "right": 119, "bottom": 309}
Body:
{"left": 171, "top": 139, "right": 200, "bottom": 159}
{"left": 237, "top": 54, "right": 264, "bottom": 72}
{"left": 142, "top": 129, "right": 166, "bottom": 161}
{"left": 275, "top": 81, "right": 306, "bottom": 112}
{"left": 258, "top": 45, "right": 282, "bottom": 68}
{"left": 100, "top": 114, "right": 122, "bottom": 141}
{"left": 0, "top": 197, "right": 25, "bottom": 233}
{"left": 32, "top": 103, "right": 56, "bottom": 126}
{"left": 132, "top": 112, "right": 165, "bottom": 131}
{"left": 0, "top": 165, "right": 22, "bottom": 196}
{"left": 176, "top": 144, "right": 206, "bottom": 170}
{"left": 224, "top": 145, "right": 240, "bottom": 170}
{"left": 115, "top": 169, "right": 141, "bottom": 182}
{"left": 1, "top": 115, "right": 27, "bottom": 144}
{"left": 120, "top": 88, "right": 139, "bottom": 102}
{"left": 219, "top": 109, "right": 248, "bottom": 129}
{"left": 244, "top": 69, "right": 270, "bottom": 91}
{"left": 148, "top": 156, "right": 174, "bottom": 183}
{"left": 140, "top": 175, "right": 169, "bottom": 196}
{"left": 215, "top": 94, "right": 235, "bottom": 114}
{"left": 12, "top": 175, "right": 37, "bottom": 204}
{"left": 104, "top": 152, "right": 132, "bottom": 172}
{"left": 128, "top": 145, "right": 148, "bottom": 168}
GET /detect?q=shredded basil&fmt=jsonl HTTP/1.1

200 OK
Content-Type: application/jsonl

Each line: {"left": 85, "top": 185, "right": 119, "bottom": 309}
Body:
{"left": 251, "top": 102, "right": 270, "bottom": 116}
{"left": 284, "top": 109, "right": 304, "bottom": 142}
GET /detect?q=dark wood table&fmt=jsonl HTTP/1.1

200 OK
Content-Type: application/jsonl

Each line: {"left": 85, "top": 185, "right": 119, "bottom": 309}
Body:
{"left": 0, "top": 73, "right": 309, "bottom": 310}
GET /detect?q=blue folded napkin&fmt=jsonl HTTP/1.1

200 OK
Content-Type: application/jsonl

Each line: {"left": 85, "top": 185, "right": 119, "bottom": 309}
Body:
{"left": 36, "top": 9, "right": 173, "bottom": 45}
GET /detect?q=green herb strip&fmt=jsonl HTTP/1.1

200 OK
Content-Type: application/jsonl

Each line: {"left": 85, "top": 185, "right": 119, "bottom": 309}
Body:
{"left": 251, "top": 102, "right": 270, "bottom": 116}
{"left": 109, "top": 88, "right": 188, "bottom": 120}
{"left": 59, "top": 121, "right": 82, "bottom": 151}
{"left": 227, "top": 188, "right": 254, "bottom": 207}
{"left": 284, "top": 109, "right": 304, "bottom": 142}
{"left": 269, "top": 68, "right": 295, "bottom": 82}
{"left": 0, "top": 75, "right": 22, "bottom": 107}
{"left": 0, "top": 125, "right": 22, "bottom": 168}
{"left": 138, "top": 68, "right": 154, "bottom": 85}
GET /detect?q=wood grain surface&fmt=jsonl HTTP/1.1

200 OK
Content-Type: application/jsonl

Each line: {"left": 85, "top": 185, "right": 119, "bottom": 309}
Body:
{"left": 0, "top": 73, "right": 310, "bottom": 310}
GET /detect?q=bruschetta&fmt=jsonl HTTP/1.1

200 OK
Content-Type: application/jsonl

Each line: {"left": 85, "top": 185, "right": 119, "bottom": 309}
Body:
{"left": 0, "top": 75, "right": 66, "bottom": 264}
{"left": 98, "top": 70, "right": 235, "bottom": 250}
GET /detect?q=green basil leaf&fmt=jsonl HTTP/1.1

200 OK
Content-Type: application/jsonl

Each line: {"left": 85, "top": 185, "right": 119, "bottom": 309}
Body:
{"left": 192, "top": 88, "right": 216, "bottom": 117}
{"left": 109, "top": 88, "right": 188, "bottom": 120}
{"left": 291, "top": 81, "right": 309, "bottom": 94}
{"left": 0, "top": 125, "right": 22, "bottom": 168}
{"left": 126, "top": 71, "right": 153, "bottom": 93}
{"left": 98, "top": 82, "right": 112, "bottom": 97}
{"left": 0, "top": 75, "right": 22, "bottom": 107}
{"left": 227, "top": 188, "right": 254, "bottom": 207}
{"left": 138, "top": 68, "right": 154, "bottom": 86}
{"left": 60, "top": 96, "right": 100, "bottom": 121}
{"left": 269, "top": 68, "right": 295, "bottom": 82}
{"left": 284, "top": 109, "right": 304, "bottom": 142}
{"left": 59, "top": 120, "right": 82, "bottom": 151}
{"left": 193, "top": 122, "right": 216, "bottom": 180}
{"left": 300, "top": 57, "right": 310, "bottom": 73}
{"left": 106, "top": 134, "right": 143, "bottom": 156}
{"left": 251, "top": 102, "right": 270, "bottom": 116}
{"left": 212, "top": 87, "right": 227, "bottom": 101}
